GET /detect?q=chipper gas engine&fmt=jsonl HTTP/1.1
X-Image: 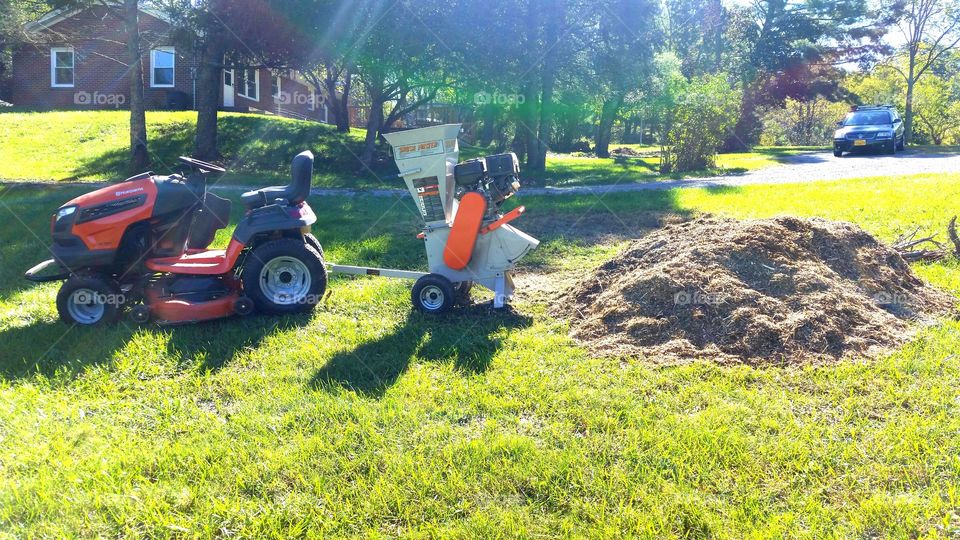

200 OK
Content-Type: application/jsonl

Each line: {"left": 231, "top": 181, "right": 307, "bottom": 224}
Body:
{"left": 328, "top": 124, "right": 540, "bottom": 313}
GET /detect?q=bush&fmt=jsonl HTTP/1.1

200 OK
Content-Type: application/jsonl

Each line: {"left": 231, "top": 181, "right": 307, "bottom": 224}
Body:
{"left": 760, "top": 98, "right": 849, "bottom": 146}
{"left": 660, "top": 74, "right": 741, "bottom": 174}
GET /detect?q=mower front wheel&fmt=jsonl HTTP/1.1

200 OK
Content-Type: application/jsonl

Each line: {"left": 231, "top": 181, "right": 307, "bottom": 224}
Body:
{"left": 56, "top": 275, "right": 122, "bottom": 326}
{"left": 243, "top": 239, "right": 327, "bottom": 315}
{"left": 412, "top": 274, "right": 456, "bottom": 314}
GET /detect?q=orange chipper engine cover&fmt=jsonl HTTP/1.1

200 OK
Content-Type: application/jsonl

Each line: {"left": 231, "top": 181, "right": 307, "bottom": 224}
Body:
{"left": 443, "top": 191, "right": 488, "bottom": 270}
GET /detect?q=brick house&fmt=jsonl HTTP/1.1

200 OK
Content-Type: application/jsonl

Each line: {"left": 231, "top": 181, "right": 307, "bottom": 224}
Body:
{"left": 11, "top": 5, "right": 330, "bottom": 122}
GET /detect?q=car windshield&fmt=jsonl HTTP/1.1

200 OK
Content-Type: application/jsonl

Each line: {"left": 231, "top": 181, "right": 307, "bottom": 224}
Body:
{"left": 844, "top": 111, "right": 891, "bottom": 126}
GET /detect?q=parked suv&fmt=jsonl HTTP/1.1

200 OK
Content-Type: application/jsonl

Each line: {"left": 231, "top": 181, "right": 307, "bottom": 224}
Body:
{"left": 833, "top": 105, "right": 905, "bottom": 157}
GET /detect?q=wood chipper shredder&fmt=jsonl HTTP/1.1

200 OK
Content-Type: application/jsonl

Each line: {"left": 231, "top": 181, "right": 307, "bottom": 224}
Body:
{"left": 327, "top": 124, "right": 540, "bottom": 313}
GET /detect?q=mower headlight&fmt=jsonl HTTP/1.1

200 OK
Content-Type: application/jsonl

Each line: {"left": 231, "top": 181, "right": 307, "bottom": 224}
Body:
{"left": 57, "top": 206, "right": 77, "bottom": 220}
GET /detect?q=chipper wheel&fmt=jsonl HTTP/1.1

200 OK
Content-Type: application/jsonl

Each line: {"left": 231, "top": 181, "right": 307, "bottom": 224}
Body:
{"left": 56, "top": 274, "right": 122, "bottom": 326}
{"left": 243, "top": 238, "right": 327, "bottom": 315}
{"left": 412, "top": 274, "right": 456, "bottom": 314}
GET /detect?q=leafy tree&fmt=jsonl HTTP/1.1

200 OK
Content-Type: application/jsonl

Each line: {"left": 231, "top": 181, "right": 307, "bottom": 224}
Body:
{"left": 587, "top": 0, "right": 660, "bottom": 158}
{"left": 662, "top": 0, "right": 726, "bottom": 77}
{"left": 883, "top": 0, "right": 960, "bottom": 143}
{"left": 160, "top": 0, "right": 315, "bottom": 160}
{"left": 913, "top": 76, "right": 957, "bottom": 143}
{"left": 721, "top": 0, "right": 888, "bottom": 151}
{"left": 47, "top": 0, "right": 150, "bottom": 168}
{"left": 1, "top": 1, "right": 56, "bottom": 97}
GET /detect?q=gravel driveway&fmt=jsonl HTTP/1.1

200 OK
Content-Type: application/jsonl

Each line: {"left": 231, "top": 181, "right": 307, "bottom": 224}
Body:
{"left": 528, "top": 149, "right": 960, "bottom": 196}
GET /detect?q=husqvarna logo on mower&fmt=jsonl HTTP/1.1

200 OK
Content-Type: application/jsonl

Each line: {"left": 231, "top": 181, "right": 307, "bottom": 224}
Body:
{"left": 115, "top": 187, "right": 145, "bottom": 197}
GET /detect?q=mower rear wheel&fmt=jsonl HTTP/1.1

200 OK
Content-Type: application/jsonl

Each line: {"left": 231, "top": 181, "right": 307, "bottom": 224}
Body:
{"left": 304, "top": 233, "right": 324, "bottom": 258}
{"left": 56, "top": 275, "right": 122, "bottom": 326}
{"left": 412, "top": 274, "right": 456, "bottom": 314}
{"left": 243, "top": 239, "right": 327, "bottom": 315}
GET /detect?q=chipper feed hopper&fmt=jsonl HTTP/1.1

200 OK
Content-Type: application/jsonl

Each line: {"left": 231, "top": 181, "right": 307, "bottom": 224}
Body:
{"left": 328, "top": 124, "right": 539, "bottom": 313}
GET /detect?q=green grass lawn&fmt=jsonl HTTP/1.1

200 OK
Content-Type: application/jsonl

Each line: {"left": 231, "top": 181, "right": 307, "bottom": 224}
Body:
{"left": 0, "top": 110, "right": 824, "bottom": 189}
{"left": 1, "top": 172, "right": 960, "bottom": 536}
{"left": 0, "top": 110, "right": 390, "bottom": 188}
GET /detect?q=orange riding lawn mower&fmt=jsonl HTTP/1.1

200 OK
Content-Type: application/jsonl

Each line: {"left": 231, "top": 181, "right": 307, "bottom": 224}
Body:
{"left": 24, "top": 125, "right": 540, "bottom": 326}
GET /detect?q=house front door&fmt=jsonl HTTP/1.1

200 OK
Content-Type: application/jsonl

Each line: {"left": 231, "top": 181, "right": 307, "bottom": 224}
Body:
{"left": 223, "top": 69, "right": 235, "bottom": 108}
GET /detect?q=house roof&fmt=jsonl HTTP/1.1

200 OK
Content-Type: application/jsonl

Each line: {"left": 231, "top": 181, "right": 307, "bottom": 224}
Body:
{"left": 25, "top": 3, "right": 173, "bottom": 34}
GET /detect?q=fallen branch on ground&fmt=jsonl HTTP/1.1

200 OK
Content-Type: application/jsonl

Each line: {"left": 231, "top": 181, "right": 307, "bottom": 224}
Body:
{"left": 893, "top": 217, "right": 960, "bottom": 262}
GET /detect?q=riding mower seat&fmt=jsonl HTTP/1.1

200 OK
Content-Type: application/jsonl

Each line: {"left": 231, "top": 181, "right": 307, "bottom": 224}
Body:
{"left": 241, "top": 150, "right": 314, "bottom": 209}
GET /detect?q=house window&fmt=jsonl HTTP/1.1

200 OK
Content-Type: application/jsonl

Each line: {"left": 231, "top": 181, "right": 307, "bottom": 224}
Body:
{"left": 271, "top": 74, "right": 281, "bottom": 99}
{"left": 50, "top": 47, "right": 74, "bottom": 88}
{"left": 237, "top": 68, "right": 259, "bottom": 101}
{"left": 150, "top": 47, "right": 175, "bottom": 87}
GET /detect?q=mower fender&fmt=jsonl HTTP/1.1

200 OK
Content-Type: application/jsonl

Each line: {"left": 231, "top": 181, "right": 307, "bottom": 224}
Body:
{"left": 24, "top": 259, "right": 70, "bottom": 282}
{"left": 232, "top": 202, "right": 317, "bottom": 245}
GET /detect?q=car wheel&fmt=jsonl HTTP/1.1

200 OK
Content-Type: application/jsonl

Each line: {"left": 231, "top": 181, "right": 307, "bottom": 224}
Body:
{"left": 886, "top": 139, "right": 896, "bottom": 155}
{"left": 56, "top": 274, "right": 122, "bottom": 326}
{"left": 242, "top": 238, "right": 327, "bottom": 314}
{"left": 834, "top": 149, "right": 843, "bottom": 157}
{"left": 897, "top": 137, "right": 905, "bottom": 151}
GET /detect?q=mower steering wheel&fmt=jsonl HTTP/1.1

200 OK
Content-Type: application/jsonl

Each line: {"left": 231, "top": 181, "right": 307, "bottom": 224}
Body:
{"left": 178, "top": 156, "right": 226, "bottom": 174}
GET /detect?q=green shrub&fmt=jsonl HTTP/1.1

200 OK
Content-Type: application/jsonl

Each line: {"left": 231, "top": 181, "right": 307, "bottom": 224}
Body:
{"left": 660, "top": 74, "right": 741, "bottom": 174}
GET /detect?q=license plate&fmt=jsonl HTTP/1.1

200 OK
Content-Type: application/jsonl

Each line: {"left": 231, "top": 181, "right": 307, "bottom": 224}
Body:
{"left": 854, "top": 139, "right": 867, "bottom": 146}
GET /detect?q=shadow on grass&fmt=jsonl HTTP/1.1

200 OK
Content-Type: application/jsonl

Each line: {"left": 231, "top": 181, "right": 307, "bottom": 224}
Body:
{"left": 612, "top": 155, "right": 658, "bottom": 171}
{"left": 69, "top": 115, "right": 386, "bottom": 187}
{"left": 0, "top": 313, "right": 311, "bottom": 381}
{"left": 310, "top": 305, "right": 532, "bottom": 398}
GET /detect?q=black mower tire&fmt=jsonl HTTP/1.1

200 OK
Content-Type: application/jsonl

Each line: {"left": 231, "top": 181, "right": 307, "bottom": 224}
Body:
{"left": 412, "top": 274, "right": 456, "bottom": 314}
{"left": 56, "top": 274, "right": 122, "bottom": 326}
{"left": 304, "top": 233, "right": 324, "bottom": 258}
{"left": 242, "top": 238, "right": 327, "bottom": 315}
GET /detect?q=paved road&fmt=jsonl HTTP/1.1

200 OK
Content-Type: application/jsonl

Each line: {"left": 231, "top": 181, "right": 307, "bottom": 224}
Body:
{"left": 5, "top": 149, "right": 960, "bottom": 198}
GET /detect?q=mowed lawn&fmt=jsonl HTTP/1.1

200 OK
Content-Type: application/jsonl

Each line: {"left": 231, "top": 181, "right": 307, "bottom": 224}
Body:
{"left": 0, "top": 110, "right": 820, "bottom": 189}
{"left": 1, "top": 173, "right": 960, "bottom": 537}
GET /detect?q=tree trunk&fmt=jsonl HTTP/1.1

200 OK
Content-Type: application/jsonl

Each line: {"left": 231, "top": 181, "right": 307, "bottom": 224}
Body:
{"left": 529, "top": 0, "right": 562, "bottom": 173}
{"left": 521, "top": 81, "right": 539, "bottom": 169}
{"left": 510, "top": 122, "right": 526, "bottom": 163}
{"left": 722, "top": 87, "right": 758, "bottom": 152}
{"left": 360, "top": 89, "right": 385, "bottom": 167}
{"left": 322, "top": 65, "right": 352, "bottom": 132}
{"left": 480, "top": 103, "right": 496, "bottom": 147}
{"left": 594, "top": 96, "right": 623, "bottom": 158}
{"left": 335, "top": 70, "right": 352, "bottom": 132}
{"left": 904, "top": 76, "right": 915, "bottom": 145}
{"left": 194, "top": 37, "right": 225, "bottom": 160}
{"left": 123, "top": 0, "right": 149, "bottom": 171}
{"left": 519, "top": 0, "right": 541, "bottom": 170}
